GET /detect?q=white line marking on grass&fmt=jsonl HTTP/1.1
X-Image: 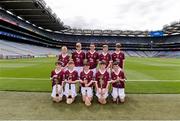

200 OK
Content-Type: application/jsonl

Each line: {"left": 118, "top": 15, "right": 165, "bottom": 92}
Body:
{"left": 0, "top": 77, "right": 180, "bottom": 82}
{"left": 0, "top": 77, "right": 49, "bottom": 80}
{"left": 128, "top": 80, "right": 180, "bottom": 82}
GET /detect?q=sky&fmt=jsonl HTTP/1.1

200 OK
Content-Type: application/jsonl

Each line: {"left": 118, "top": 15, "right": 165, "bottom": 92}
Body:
{"left": 44, "top": 0, "right": 180, "bottom": 30}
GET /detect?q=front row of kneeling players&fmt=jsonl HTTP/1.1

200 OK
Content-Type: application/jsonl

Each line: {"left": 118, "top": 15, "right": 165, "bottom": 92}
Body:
{"left": 50, "top": 60, "right": 126, "bottom": 106}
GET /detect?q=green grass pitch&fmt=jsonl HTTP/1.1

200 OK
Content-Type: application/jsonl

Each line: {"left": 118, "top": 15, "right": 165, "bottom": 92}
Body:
{"left": 1, "top": 57, "right": 180, "bottom": 120}
{"left": 0, "top": 57, "right": 180, "bottom": 93}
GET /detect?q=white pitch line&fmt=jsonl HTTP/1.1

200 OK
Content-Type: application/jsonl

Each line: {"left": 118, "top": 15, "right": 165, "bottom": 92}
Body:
{"left": 127, "top": 80, "right": 180, "bottom": 82}
{"left": 0, "top": 77, "right": 49, "bottom": 80}
{"left": 0, "top": 77, "right": 180, "bottom": 82}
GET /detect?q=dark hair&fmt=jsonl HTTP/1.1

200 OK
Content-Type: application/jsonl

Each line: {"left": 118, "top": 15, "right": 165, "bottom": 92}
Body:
{"left": 68, "top": 60, "right": 74, "bottom": 64}
{"left": 113, "top": 61, "right": 119, "bottom": 66}
{"left": 99, "top": 60, "right": 106, "bottom": 65}
{"left": 55, "top": 61, "right": 62, "bottom": 66}
{"left": 103, "top": 45, "right": 108, "bottom": 48}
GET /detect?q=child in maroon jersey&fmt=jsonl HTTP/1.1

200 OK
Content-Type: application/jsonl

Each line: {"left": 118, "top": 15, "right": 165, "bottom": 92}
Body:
{"left": 58, "top": 46, "right": 70, "bottom": 70}
{"left": 86, "top": 43, "right": 99, "bottom": 77}
{"left": 99, "top": 45, "right": 112, "bottom": 69}
{"left": 50, "top": 61, "right": 65, "bottom": 102}
{"left": 111, "top": 43, "right": 125, "bottom": 69}
{"left": 79, "top": 61, "right": 94, "bottom": 106}
{"left": 110, "top": 61, "right": 126, "bottom": 103}
{"left": 95, "top": 61, "right": 110, "bottom": 104}
{"left": 64, "top": 61, "right": 79, "bottom": 104}
{"left": 72, "top": 42, "right": 85, "bottom": 76}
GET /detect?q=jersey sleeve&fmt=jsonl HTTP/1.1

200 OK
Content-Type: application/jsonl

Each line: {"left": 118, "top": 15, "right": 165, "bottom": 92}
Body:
{"left": 75, "top": 71, "right": 79, "bottom": 80}
{"left": 85, "top": 52, "right": 88, "bottom": 59}
{"left": 111, "top": 53, "right": 114, "bottom": 61}
{"left": 83, "top": 52, "right": 86, "bottom": 60}
{"left": 122, "top": 52, "right": 125, "bottom": 60}
{"left": 71, "top": 52, "right": 75, "bottom": 60}
{"left": 108, "top": 53, "right": 111, "bottom": 60}
{"left": 58, "top": 55, "right": 61, "bottom": 61}
{"left": 96, "top": 52, "right": 99, "bottom": 60}
{"left": 95, "top": 72, "right": 99, "bottom": 81}
{"left": 50, "top": 71, "right": 53, "bottom": 78}
{"left": 80, "top": 72, "right": 83, "bottom": 80}
{"left": 121, "top": 71, "right": 125, "bottom": 79}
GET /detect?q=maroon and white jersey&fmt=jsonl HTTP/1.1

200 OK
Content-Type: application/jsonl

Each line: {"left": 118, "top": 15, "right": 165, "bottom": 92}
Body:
{"left": 58, "top": 54, "right": 70, "bottom": 67}
{"left": 80, "top": 70, "right": 94, "bottom": 87}
{"left": 86, "top": 51, "right": 99, "bottom": 69}
{"left": 72, "top": 50, "right": 85, "bottom": 67}
{"left": 111, "top": 69, "right": 125, "bottom": 88}
{"left": 50, "top": 69, "right": 65, "bottom": 87}
{"left": 111, "top": 51, "right": 125, "bottom": 69}
{"left": 65, "top": 69, "right": 78, "bottom": 82}
{"left": 99, "top": 52, "right": 111, "bottom": 67}
{"left": 95, "top": 69, "right": 110, "bottom": 88}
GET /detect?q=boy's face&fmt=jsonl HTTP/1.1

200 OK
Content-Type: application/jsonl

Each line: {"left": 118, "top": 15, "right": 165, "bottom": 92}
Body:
{"left": 62, "top": 48, "right": 67, "bottom": 54}
{"left": 90, "top": 45, "right": 95, "bottom": 50}
{"left": 116, "top": 47, "right": 121, "bottom": 51}
{"left": 68, "top": 63, "right": 74, "bottom": 70}
{"left": 113, "top": 64, "right": 119, "bottom": 70}
{"left": 56, "top": 64, "right": 61, "bottom": 69}
{"left": 76, "top": 45, "right": 82, "bottom": 51}
{"left": 100, "top": 64, "right": 106, "bottom": 69}
{"left": 84, "top": 65, "right": 90, "bottom": 70}
{"left": 103, "top": 46, "right": 108, "bottom": 52}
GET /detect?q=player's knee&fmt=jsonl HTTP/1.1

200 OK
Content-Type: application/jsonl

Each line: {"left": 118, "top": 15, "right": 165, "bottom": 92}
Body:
{"left": 120, "top": 97, "right": 125, "bottom": 103}
{"left": 101, "top": 99, "right": 107, "bottom": 104}
{"left": 89, "top": 96, "right": 93, "bottom": 101}
{"left": 98, "top": 98, "right": 106, "bottom": 104}
{"left": 66, "top": 98, "right": 73, "bottom": 104}
{"left": 52, "top": 97, "right": 60, "bottom": 103}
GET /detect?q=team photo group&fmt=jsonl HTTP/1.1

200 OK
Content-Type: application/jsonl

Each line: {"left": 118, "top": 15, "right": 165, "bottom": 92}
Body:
{"left": 50, "top": 42, "right": 126, "bottom": 106}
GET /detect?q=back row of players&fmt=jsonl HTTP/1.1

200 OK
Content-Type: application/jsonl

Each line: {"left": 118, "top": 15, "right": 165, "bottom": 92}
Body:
{"left": 50, "top": 43, "right": 126, "bottom": 106}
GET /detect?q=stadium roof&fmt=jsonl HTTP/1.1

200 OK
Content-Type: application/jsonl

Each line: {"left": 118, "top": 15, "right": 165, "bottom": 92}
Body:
{"left": 0, "top": 0, "right": 68, "bottom": 31}
{"left": 0, "top": 0, "right": 180, "bottom": 37}
{"left": 163, "top": 22, "right": 180, "bottom": 36}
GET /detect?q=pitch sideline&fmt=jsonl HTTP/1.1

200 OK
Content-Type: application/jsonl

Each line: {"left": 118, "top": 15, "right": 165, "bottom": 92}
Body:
{"left": 0, "top": 77, "right": 180, "bottom": 82}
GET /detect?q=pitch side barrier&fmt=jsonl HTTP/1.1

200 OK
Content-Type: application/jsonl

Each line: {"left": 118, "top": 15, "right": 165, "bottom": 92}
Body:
{"left": 0, "top": 54, "right": 57, "bottom": 59}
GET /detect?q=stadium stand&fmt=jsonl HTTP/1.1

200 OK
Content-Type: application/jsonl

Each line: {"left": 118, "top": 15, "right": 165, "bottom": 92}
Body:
{"left": 0, "top": 0, "right": 180, "bottom": 58}
{"left": 0, "top": 39, "right": 59, "bottom": 58}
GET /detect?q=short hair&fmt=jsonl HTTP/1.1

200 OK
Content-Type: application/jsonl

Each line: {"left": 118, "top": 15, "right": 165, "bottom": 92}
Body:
{"left": 113, "top": 61, "right": 119, "bottom": 66}
{"left": 55, "top": 61, "right": 63, "bottom": 66}
{"left": 76, "top": 42, "right": 81, "bottom": 47}
{"left": 83, "top": 60, "right": 90, "bottom": 66}
{"left": 116, "top": 43, "right": 121, "bottom": 48}
{"left": 68, "top": 60, "right": 74, "bottom": 65}
{"left": 61, "top": 46, "right": 67, "bottom": 50}
{"left": 90, "top": 43, "right": 95, "bottom": 46}
{"left": 99, "top": 60, "right": 106, "bottom": 65}
{"left": 102, "top": 45, "right": 108, "bottom": 48}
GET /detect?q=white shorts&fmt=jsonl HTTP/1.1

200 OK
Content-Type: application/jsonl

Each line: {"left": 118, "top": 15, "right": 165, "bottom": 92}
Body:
{"left": 112, "top": 87, "right": 125, "bottom": 99}
{"left": 81, "top": 87, "right": 93, "bottom": 97}
{"left": 96, "top": 88, "right": 108, "bottom": 99}
{"left": 51, "top": 85, "right": 63, "bottom": 98}
{"left": 90, "top": 68, "right": 96, "bottom": 77}
{"left": 64, "top": 83, "right": 77, "bottom": 98}
{"left": 74, "top": 66, "right": 83, "bottom": 77}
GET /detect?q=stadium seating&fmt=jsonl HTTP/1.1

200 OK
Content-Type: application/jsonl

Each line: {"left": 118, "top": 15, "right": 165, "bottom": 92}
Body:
{"left": 1, "top": 39, "right": 180, "bottom": 58}
{"left": 0, "top": 39, "right": 59, "bottom": 56}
